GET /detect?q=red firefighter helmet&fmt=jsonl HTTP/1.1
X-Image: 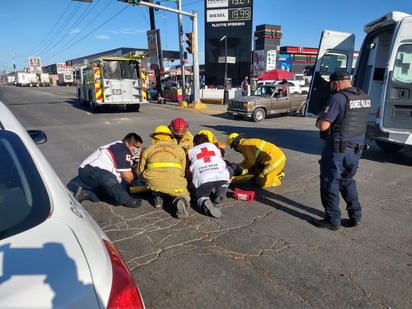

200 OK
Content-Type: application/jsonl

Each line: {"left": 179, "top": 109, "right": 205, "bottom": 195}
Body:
{"left": 170, "top": 118, "right": 188, "bottom": 137}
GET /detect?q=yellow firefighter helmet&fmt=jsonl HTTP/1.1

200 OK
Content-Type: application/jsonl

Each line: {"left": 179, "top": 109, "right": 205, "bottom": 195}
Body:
{"left": 227, "top": 132, "right": 242, "bottom": 148}
{"left": 150, "top": 125, "right": 173, "bottom": 142}
{"left": 198, "top": 129, "right": 217, "bottom": 144}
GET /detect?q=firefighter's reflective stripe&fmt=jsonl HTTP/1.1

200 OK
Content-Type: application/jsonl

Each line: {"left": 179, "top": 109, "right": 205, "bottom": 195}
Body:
{"left": 150, "top": 187, "right": 187, "bottom": 194}
{"left": 255, "top": 141, "right": 266, "bottom": 158}
{"left": 263, "top": 153, "right": 286, "bottom": 175}
{"left": 93, "top": 66, "right": 102, "bottom": 103}
{"left": 240, "top": 140, "right": 266, "bottom": 170}
{"left": 141, "top": 69, "right": 147, "bottom": 101}
{"left": 147, "top": 162, "right": 182, "bottom": 169}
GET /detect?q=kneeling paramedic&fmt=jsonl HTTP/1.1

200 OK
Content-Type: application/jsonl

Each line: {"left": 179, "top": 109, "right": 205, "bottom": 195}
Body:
{"left": 137, "top": 125, "right": 190, "bottom": 219}
{"left": 77, "top": 132, "right": 143, "bottom": 208}
{"left": 227, "top": 133, "right": 286, "bottom": 188}
{"left": 313, "top": 70, "right": 371, "bottom": 231}
{"left": 187, "top": 133, "right": 232, "bottom": 218}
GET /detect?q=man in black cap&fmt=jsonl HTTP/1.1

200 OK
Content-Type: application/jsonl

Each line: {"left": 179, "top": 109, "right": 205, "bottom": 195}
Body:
{"left": 313, "top": 69, "right": 371, "bottom": 231}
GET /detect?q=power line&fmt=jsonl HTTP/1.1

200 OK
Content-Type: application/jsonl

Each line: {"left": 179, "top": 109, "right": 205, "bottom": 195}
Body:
{"left": 31, "top": 1, "right": 73, "bottom": 53}
{"left": 41, "top": 0, "right": 113, "bottom": 58}
{"left": 34, "top": 2, "right": 82, "bottom": 56}
{"left": 47, "top": 5, "right": 130, "bottom": 62}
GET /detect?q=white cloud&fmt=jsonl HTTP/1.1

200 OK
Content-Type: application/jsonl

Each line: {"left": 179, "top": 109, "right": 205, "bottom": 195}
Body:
{"left": 110, "top": 28, "right": 146, "bottom": 35}
{"left": 95, "top": 34, "right": 110, "bottom": 40}
{"left": 68, "top": 28, "right": 81, "bottom": 36}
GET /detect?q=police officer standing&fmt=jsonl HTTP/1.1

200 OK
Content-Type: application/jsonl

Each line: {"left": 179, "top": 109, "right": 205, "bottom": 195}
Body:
{"left": 313, "top": 70, "right": 371, "bottom": 231}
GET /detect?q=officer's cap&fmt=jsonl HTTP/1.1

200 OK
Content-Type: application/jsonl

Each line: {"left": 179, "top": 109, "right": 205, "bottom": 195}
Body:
{"left": 329, "top": 69, "right": 351, "bottom": 81}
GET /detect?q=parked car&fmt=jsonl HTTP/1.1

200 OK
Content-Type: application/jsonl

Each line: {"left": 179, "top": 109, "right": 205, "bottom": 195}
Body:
{"left": 227, "top": 84, "right": 307, "bottom": 122}
{"left": 286, "top": 73, "right": 306, "bottom": 86}
{"left": 0, "top": 101, "right": 145, "bottom": 308}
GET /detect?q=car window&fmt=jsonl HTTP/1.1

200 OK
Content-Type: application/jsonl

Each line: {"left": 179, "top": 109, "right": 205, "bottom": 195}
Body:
{"left": 0, "top": 131, "right": 50, "bottom": 240}
{"left": 393, "top": 44, "right": 412, "bottom": 83}
{"left": 255, "top": 86, "right": 274, "bottom": 97}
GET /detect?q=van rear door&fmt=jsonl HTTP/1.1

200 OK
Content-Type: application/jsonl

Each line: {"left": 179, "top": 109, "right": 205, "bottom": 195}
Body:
{"left": 379, "top": 16, "right": 412, "bottom": 144}
{"left": 306, "top": 30, "right": 354, "bottom": 115}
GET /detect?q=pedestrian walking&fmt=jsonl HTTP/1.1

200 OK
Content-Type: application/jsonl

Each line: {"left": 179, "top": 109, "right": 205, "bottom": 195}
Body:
{"left": 241, "top": 76, "right": 249, "bottom": 96}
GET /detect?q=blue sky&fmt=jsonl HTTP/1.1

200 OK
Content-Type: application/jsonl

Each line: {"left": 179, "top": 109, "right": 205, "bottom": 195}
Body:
{"left": 1, "top": 0, "right": 411, "bottom": 72}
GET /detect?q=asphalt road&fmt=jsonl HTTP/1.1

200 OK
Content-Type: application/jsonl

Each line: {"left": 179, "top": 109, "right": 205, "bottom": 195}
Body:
{"left": 1, "top": 85, "right": 411, "bottom": 309}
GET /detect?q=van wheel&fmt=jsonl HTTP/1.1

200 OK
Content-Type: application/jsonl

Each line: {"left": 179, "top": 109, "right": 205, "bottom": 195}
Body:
{"left": 252, "top": 108, "right": 266, "bottom": 122}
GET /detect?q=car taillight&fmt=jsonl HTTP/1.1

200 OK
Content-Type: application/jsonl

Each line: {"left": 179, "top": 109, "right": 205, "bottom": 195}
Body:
{"left": 375, "top": 106, "right": 381, "bottom": 124}
{"left": 103, "top": 240, "right": 145, "bottom": 309}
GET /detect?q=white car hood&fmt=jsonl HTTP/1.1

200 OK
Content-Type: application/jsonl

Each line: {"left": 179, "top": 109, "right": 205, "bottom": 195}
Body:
{"left": 0, "top": 220, "right": 101, "bottom": 308}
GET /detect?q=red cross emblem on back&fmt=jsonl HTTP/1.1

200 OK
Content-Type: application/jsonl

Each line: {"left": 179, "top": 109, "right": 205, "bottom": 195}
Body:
{"left": 196, "top": 147, "right": 216, "bottom": 163}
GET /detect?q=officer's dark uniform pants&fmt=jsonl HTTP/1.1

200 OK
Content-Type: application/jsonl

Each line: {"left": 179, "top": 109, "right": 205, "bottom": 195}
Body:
{"left": 319, "top": 145, "right": 362, "bottom": 226}
{"left": 79, "top": 166, "right": 130, "bottom": 205}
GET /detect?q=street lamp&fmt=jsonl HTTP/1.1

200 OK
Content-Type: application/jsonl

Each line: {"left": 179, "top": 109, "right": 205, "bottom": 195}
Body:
{"left": 220, "top": 35, "right": 227, "bottom": 84}
{"left": 220, "top": 34, "right": 228, "bottom": 104}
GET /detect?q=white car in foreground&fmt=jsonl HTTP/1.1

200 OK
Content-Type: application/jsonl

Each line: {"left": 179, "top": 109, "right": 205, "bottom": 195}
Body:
{"left": 0, "top": 101, "right": 145, "bottom": 308}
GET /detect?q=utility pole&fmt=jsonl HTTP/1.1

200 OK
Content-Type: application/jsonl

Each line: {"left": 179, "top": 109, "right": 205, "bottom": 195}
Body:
{"left": 220, "top": 35, "right": 228, "bottom": 104}
{"left": 130, "top": 1, "right": 201, "bottom": 104}
{"left": 78, "top": 0, "right": 201, "bottom": 104}
{"left": 176, "top": 0, "right": 186, "bottom": 102}
{"left": 10, "top": 52, "right": 16, "bottom": 74}
{"left": 148, "top": 6, "right": 164, "bottom": 103}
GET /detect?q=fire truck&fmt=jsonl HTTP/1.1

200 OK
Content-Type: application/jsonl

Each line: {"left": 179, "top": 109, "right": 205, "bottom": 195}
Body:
{"left": 76, "top": 56, "right": 148, "bottom": 113}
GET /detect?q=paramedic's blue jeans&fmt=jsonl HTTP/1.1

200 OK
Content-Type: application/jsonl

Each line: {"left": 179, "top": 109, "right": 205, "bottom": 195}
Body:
{"left": 79, "top": 166, "right": 130, "bottom": 205}
{"left": 319, "top": 144, "right": 362, "bottom": 226}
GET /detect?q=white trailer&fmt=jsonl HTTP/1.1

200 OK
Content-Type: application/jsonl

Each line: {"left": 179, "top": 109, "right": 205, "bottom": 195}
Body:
{"left": 38, "top": 73, "right": 50, "bottom": 86}
{"left": 15, "top": 72, "right": 30, "bottom": 87}
{"left": 28, "top": 73, "right": 39, "bottom": 87}
{"left": 58, "top": 71, "right": 74, "bottom": 86}
{"left": 6, "top": 75, "right": 15, "bottom": 85}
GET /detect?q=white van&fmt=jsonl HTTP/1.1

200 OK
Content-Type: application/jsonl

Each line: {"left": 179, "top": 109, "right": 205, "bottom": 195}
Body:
{"left": 306, "top": 11, "right": 412, "bottom": 152}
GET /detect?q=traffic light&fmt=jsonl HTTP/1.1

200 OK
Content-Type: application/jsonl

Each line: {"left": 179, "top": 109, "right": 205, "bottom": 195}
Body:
{"left": 185, "top": 32, "right": 194, "bottom": 54}
{"left": 118, "top": 0, "right": 141, "bottom": 4}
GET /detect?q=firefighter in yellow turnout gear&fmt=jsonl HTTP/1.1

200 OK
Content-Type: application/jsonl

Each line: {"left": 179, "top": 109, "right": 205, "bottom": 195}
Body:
{"left": 137, "top": 125, "right": 190, "bottom": 218}
{"left": 227, "top": 133, "right": 286, "bottom": 188}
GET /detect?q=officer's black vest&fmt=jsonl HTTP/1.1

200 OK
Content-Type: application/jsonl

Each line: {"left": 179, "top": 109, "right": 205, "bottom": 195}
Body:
{"left": 332, "top": 88, "right": 371, "bottom": 139}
